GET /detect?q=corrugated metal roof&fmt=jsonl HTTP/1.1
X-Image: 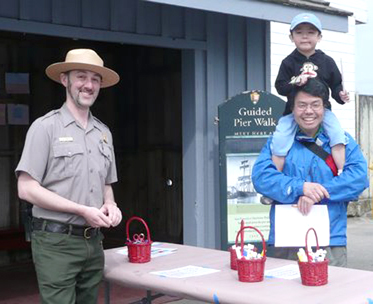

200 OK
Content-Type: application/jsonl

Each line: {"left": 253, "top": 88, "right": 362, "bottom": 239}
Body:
{"left": 261, "top": 0, "right": 353, "bottom": 16}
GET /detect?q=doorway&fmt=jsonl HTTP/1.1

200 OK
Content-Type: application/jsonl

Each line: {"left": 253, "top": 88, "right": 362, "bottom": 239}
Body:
{"left": 0, "top": 31, "right": 183, "bottom": 253}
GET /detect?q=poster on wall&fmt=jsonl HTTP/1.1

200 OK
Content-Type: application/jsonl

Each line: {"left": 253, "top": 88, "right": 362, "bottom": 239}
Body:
{"left": 226, "top": 153, "right": 270, "bottom": 243}
{"left": 218, "top": 90, "right": 286, "bottom": 248}
{"left": 7, "top": 104, "right": 29, "bottom": 125}
{"left": 5, "top": 73, "right": 30, "bottom": 94}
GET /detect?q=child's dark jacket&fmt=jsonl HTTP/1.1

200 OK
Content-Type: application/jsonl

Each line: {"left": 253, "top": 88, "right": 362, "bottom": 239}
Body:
{"left": 275, "top": 49, "right": 344, "bottom": 114}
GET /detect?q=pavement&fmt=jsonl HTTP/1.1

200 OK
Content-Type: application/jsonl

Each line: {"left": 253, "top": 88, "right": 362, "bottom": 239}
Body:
{"left": 346, "top": 211, "right": 373, "bottom": 271}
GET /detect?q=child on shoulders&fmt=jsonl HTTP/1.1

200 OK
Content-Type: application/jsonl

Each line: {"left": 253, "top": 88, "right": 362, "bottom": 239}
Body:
{"left": 273, "top": 13, "right": 349, "bottom": 175}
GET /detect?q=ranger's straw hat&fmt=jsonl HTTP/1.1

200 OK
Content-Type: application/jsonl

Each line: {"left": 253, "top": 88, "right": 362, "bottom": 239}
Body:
{"left": 45, "top": 48, "right": 120, "bottom": 88}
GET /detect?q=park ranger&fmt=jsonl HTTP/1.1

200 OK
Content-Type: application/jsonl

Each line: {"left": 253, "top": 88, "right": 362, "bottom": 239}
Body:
{"left": 16, "top": 48, "right": 122, "bottom": 304}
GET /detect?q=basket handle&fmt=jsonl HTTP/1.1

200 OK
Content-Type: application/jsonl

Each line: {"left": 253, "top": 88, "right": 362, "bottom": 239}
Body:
{"left": 235, "top": 225, "right": 266, "bottom": 258}
{"left": 239, "top": 220, "right": 244, "bottom": 251}
{"left": 126, "top": 216, "right": 152, "bottom": 243}
{"left": 305, "top": 228, "right": 319, "bottom": 262}
{"left": 230, "top": 220, "right": 245, "bottom": 250}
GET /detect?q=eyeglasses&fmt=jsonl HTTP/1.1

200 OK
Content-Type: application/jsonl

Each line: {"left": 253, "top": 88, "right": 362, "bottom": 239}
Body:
{"left": 295, "top": 102, "right": 323, "bottom": 111}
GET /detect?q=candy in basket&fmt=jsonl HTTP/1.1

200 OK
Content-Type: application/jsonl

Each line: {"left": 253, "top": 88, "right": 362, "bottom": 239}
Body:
{"left": 297, "top": 228, "right": 328, "bottom": 286}
{"left": 234, "top": 225, "right": 266, "bottom": 282}
{"left": 125, "top": 216, "right": 152, "bottom": 263}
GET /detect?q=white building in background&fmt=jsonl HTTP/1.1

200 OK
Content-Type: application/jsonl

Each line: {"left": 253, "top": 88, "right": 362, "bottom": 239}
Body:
{"left": 270, "top": 1, "right": 368, "bottom": 138}
{"left": 356, "top": 0, "right": 373, "bottom": 95}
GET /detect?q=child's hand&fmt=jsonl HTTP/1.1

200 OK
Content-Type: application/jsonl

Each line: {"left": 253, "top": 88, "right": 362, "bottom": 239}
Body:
{"left": 339, "top": 90, "right": 350, "bottom": 103}
{"left": 296, "top": 74, "right": 310, "bottom": 86}
{"left": 290, "top": 74, "right": 310, "bottom": 86}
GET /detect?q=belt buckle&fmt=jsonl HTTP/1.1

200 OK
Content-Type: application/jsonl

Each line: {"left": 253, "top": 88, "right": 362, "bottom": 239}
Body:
{"left": 84, "top": 227, "right": 93, "bottom": 239}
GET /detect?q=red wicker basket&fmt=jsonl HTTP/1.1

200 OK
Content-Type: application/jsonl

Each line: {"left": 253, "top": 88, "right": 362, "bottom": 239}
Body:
{"left": 235, "top": 225, "right": 266, "bottom": 282}
{"left": 229, "top": 246, "right": 238, "bottom": 270}
{"left": 298, "top": 228, "right": 328, "bottom": 286}
{"left": 125, "top": 216, "right": 152, "bottom": 263}
{"left": 229, "top": 220, "right": 245, "bottom": 270}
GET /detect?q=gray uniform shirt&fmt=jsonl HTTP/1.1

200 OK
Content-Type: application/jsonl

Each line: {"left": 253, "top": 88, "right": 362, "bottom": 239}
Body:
{"left": 16, "top": 103, "right": 117, "bottom": 225}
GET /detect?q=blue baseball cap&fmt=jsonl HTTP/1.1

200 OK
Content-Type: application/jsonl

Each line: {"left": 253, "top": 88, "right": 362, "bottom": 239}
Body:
{"left": 290, "top": 13, "right": 322, "bottom": 32}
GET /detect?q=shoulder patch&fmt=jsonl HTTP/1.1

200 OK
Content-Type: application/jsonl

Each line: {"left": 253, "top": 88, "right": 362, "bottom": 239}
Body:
{"left": 93, "top": 115, "right": 109, "bottom": 130}
{"left": 40, "top": 109, "right": 60, "bottom": 121}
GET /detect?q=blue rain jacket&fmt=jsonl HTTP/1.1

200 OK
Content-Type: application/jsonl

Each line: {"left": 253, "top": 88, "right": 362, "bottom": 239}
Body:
{"left": 252, "top": 129, "right": 369, "bottom": 246}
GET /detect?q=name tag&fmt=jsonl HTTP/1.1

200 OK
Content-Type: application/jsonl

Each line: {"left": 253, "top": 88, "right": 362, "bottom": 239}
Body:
{"left": 59, "top": 136, "right": 74, "bottom": 142}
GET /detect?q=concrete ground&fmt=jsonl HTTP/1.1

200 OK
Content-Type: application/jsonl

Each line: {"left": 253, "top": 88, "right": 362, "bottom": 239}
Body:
{"left": 346, "top": 211, "right": 373, "bottom": 271}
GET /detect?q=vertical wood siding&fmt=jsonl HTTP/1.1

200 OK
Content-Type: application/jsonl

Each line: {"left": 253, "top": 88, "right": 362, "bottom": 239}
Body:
{"left": 0, "top": 0, "right": 267, "bottom": 97}
{"left": 0, "top": 0, "right": 268, "bottom": 247}
{"left": 0, "top": 0, "right": 203, "bottom": 41}
{"left": 357, "top": 95, "right": 373, "bottom": 200}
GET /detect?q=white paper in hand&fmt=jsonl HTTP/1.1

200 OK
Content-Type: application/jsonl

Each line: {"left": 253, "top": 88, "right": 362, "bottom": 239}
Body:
{"left": 275, "top": 205, "right": 330, "bottom": 247}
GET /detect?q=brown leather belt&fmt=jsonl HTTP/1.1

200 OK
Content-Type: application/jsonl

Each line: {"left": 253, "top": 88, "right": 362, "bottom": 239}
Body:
{"left": 32, "top": 218, "right": 99, "bottom": 239}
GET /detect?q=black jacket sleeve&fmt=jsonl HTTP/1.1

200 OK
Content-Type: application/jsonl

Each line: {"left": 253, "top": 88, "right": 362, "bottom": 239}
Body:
{"left": 275, "top": 57, "right": 296, "bottom": 97}
{"left": 325, "top": 57, "right": 344, "bottom": 105}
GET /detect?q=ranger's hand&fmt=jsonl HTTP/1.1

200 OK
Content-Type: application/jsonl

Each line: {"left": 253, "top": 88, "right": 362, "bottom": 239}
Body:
{"left": 81, "top": 206, "right": 112, "bottom": 228}
{"left": 100, "top": 202, "right": 122, "bottom": 227}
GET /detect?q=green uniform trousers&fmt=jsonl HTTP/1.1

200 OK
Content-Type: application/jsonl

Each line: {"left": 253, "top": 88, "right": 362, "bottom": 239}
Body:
{"left": 31, "top": 230, "right": 104, "bottom": 304}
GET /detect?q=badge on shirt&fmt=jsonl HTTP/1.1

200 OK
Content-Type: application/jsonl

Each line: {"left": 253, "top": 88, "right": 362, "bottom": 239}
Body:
{"left": 59, "top": 136, "right": 74, "bottom": 142}
{"left": 102, "top": 133, "right": 108, "bottom": 143}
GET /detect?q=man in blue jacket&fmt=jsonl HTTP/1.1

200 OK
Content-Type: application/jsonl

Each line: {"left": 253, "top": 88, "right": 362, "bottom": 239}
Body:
{"left": 252, "top": 78, "right": 368, "bottom": 267}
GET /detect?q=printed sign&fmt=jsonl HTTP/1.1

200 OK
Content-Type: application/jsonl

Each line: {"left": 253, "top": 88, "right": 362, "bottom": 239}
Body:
{"left": 218, "top": 91, "right": 285, "bottom": 246}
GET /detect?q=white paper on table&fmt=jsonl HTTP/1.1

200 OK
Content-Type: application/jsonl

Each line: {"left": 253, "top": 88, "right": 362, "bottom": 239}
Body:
{"left": 150, "top": 265, "right": 220, "bottom": 278}
{"left": 116, "top": 245, "right": 177, "bottom": 258}
{"left": 275, "top": 205, "right": 330, "bottom": 247}
{"left": 265, "top": 264, "right": 300, "bottom": 280}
